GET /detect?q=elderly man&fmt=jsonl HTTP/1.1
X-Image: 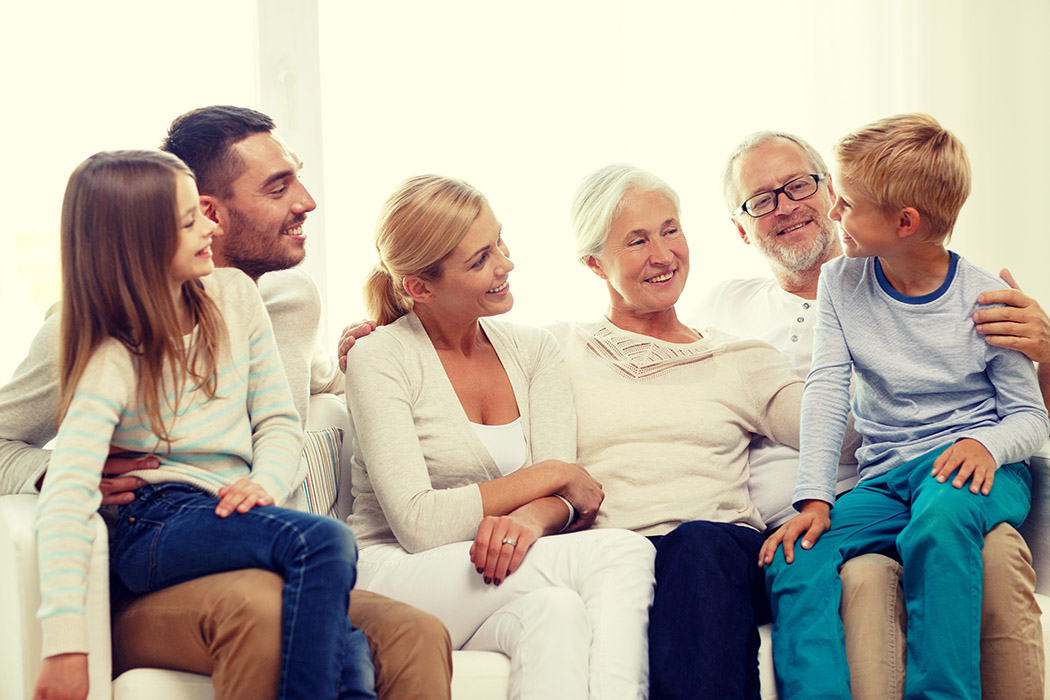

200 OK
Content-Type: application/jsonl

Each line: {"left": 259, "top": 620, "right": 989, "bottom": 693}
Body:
{"left": 0, "top": 106, "right": 451, "bottom": 700}
{"left": 692, "top": 130, "right": 1048, "bottom": 699}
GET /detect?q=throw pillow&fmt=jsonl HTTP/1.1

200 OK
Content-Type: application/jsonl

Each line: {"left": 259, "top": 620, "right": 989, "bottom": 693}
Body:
{"left": 299, "top": 427, "right": 343, "bottom": 518}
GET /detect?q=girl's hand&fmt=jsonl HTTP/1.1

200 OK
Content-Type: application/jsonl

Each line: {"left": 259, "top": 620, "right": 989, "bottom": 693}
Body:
{"left": 469, "top": 513, "right": 542, "bottom": 586}
{"left": 931, "top": 438, "right": 997, "bottom": 495}
{"left": 32, "top": 652, "right": 89, "bottom": 700}
{"left": 216, "top": 479, "right": 273, "bottom": 517}
{"left": 758, "top": 501, "right": 831, "bottom": 567}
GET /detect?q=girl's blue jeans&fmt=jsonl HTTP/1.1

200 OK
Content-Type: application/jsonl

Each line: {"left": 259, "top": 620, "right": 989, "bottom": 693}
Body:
{"left": 111, "top": 483, "right": 376, "bottom": 700}
{"left": 765, "top": 445, "right": 1032, "bottom": 700}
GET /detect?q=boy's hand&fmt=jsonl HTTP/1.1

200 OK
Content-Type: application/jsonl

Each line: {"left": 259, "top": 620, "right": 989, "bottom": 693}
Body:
{"left": 216, "top": 479, "right": 273, "bottom": 517}
{"left": 931, "top": 438, "right": 997, "bottom": 495}
{"left": 759, "top": 500, "right": 831, "bottom": 567}
{"left": 32, "top": 652, "right": 89, "bottom": 700}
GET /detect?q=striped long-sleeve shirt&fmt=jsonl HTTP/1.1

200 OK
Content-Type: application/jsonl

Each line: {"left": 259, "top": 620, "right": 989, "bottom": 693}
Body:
{"left": 794, "top": 252, "right": 1049, "bottom": 508}
{"left": 34, "top": 268, "right": 303, "bottom": 657}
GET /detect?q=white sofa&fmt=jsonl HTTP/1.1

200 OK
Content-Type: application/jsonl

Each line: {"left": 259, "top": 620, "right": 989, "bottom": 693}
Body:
{"left": 2, "top": 392, "right": 1049, "bottom": 699}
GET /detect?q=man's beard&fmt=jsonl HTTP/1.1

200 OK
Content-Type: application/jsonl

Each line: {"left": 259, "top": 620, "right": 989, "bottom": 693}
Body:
{"left": 755, "top": 214, "right": 837, "bottom": 274}
{"left": 221, "top": 206, "right": 306, "bottom": 279}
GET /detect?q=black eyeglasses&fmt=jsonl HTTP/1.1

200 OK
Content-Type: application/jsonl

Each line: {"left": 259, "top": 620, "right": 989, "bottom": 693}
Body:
{"left": 734, "top": 173, "right": 828, "bottom": 218}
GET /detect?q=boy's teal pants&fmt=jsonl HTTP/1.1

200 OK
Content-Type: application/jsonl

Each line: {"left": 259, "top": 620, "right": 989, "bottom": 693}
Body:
{"left": 765, "top": 445, "right": 1031, "bottom": 700}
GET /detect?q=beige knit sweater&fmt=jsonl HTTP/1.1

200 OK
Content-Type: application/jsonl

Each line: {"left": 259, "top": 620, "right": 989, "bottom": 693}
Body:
{"left": 548, "top": 319, "right": 804, "bottom": 536}
{"left": 345, "top": 313, "right": 576, "bottom": 553}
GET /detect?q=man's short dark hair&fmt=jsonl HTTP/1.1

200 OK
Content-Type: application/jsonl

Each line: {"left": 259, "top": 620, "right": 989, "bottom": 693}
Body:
{"left": 161, "top": 106, "right": 275, "bottom": 198}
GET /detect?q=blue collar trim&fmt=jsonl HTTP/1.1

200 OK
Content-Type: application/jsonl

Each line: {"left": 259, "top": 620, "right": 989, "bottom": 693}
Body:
{"left": 874, "top": 251, "right": 958, "bottom": 304}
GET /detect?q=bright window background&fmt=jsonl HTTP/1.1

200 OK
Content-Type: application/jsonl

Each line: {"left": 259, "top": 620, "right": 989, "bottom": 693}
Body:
{"left": 316, "top": 0, "right": 1050, "bottom": 349}
{"left": 1, "top": 0, "right": 256, "bottom": 381}
{"left": 3, "top": 0, "right": 1049, "bottom": 382}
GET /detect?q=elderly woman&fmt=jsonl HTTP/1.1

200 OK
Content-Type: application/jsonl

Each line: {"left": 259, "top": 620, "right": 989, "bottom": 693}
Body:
{"left": 343, "top": 174, "right": 656, "bottom": 700}
{"left": 547, "top": 164, "right": 809, "bottom": 700}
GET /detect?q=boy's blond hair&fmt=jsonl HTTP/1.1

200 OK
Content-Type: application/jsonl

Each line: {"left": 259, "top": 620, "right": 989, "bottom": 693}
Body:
{"left": 834, "top": 113, "right": 971, "bottom": 241}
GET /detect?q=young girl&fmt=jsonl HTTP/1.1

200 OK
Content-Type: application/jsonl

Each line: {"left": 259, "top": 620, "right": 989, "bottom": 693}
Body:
{"left": 32, "top": 150, "right": 375, "bottom": 700}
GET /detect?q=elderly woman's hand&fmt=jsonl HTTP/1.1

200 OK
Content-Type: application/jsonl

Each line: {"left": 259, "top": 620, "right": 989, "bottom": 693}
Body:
{"left": 543, "top": 460, "right": 604, "bottom": 527}
{"left": 470, "top": 513, "right": 543, "bottom": 586}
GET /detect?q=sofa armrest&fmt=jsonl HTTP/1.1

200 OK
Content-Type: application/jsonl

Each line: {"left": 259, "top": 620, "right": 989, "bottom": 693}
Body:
{"left": 1019, "top": 439, "right": 1050, "bottom": 597}
{"left": 0, "top": 494, "right": 113, "bottom": 700}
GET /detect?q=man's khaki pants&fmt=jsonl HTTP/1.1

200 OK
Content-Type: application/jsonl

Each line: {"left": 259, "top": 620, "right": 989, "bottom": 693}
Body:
{"left": 841, "top": 523, "right": 1044, "bottom": 700}
{"left": 113, "top": 570, "right": 453, "bottom": 700}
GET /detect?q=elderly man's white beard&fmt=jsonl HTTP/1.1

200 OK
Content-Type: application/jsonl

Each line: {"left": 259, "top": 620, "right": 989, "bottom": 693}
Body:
{"left": 755, "top": 218, "right": 838, "bottom": 275}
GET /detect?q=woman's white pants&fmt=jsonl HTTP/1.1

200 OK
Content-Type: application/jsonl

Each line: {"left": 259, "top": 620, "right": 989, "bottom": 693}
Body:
{"left": 357, "top": 528, "right": 656, "bottom": 700}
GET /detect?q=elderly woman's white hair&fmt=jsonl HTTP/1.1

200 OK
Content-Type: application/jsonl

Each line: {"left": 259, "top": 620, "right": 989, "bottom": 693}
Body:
{"left": 570, "top": 164, "right": 681, "bottom": 263}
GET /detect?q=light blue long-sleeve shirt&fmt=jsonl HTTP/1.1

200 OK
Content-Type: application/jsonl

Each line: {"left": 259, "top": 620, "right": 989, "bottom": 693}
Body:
{"left": 794, "top": 252, "right": 1049, "bottom": 508}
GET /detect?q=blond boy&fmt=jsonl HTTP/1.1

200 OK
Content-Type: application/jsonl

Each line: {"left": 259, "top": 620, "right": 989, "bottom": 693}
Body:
{"left": 760, "top": 114, "right": 1050, "bottom": 700}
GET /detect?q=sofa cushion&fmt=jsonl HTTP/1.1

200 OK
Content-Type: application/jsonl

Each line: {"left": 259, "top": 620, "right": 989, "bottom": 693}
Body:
{"left": 298, "top": 427, "right": 343, "bottom": 517}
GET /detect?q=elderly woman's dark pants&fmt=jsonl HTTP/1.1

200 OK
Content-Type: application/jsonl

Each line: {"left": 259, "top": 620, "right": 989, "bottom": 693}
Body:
{"left": 648, "top": 520, "right": 769, "bottom": 700}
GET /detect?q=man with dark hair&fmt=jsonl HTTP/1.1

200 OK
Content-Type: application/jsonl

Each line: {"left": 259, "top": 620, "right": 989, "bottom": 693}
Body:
{"left": 0, "top": 105, "right": 452, "bottom": 700}
{"left": 164, "top": 105, "right": 314, "bottom": 280}
{"left": 162, "top": 105, "right": 276, "bottom": 198}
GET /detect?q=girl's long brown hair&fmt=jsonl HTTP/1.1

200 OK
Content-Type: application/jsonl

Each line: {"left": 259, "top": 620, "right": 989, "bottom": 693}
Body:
{"left": 58, "top": 150, "right": 227, "bottom": 450}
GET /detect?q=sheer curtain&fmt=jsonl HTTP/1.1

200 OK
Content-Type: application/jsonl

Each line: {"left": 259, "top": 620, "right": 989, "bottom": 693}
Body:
{"left": 315, "top": 0, "right": 1050, "bottom": 345}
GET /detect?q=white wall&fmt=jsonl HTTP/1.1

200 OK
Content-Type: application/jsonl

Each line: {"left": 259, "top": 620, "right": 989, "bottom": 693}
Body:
{"left": 1, "top": 0, "right": 257, "bottom": 380}
{"left": 315, "top": 0, "right": 1050, "bottom": 348}
{"left": 2, "top": 0, "right": 1048, "bottom": 382}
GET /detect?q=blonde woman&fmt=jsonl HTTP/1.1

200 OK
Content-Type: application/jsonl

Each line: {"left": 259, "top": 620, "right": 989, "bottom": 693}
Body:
{"left": 344, "top": 175, "right": 656, "bottom": 700}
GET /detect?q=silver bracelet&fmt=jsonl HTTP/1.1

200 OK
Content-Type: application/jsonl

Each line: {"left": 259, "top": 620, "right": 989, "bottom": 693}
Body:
{"left": 552, "top": 494, "right": 576, "bottom": 533}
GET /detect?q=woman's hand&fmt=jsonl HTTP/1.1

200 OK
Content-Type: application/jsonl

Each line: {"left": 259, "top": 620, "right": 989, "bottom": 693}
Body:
{"left": 931, "top": 438, "right": 997, "bottom": 495}
{"left": 32, "top": 652, "right": 89, "bottom": 700}
{"left": 470, "top": 512, "right": 543, "bottom": 586}
{"left": 216, "top": 479, "right": 273, "bottom": 517}
{"left": 758, "top": 501, "right": 831, "bottom": 567}
{"left": 539, "top": 460, "right": 604, "bottom": 528}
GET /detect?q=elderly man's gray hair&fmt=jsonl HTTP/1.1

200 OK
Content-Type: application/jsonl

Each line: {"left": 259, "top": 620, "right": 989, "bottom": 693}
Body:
{"left": 722, "top": 131, "right": 829, "bottom": 216}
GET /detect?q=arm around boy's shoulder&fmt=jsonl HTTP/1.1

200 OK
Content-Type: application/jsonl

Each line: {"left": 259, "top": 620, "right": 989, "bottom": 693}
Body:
{"left": 953, "top": 258, "right": 1050, "bottom": 463}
